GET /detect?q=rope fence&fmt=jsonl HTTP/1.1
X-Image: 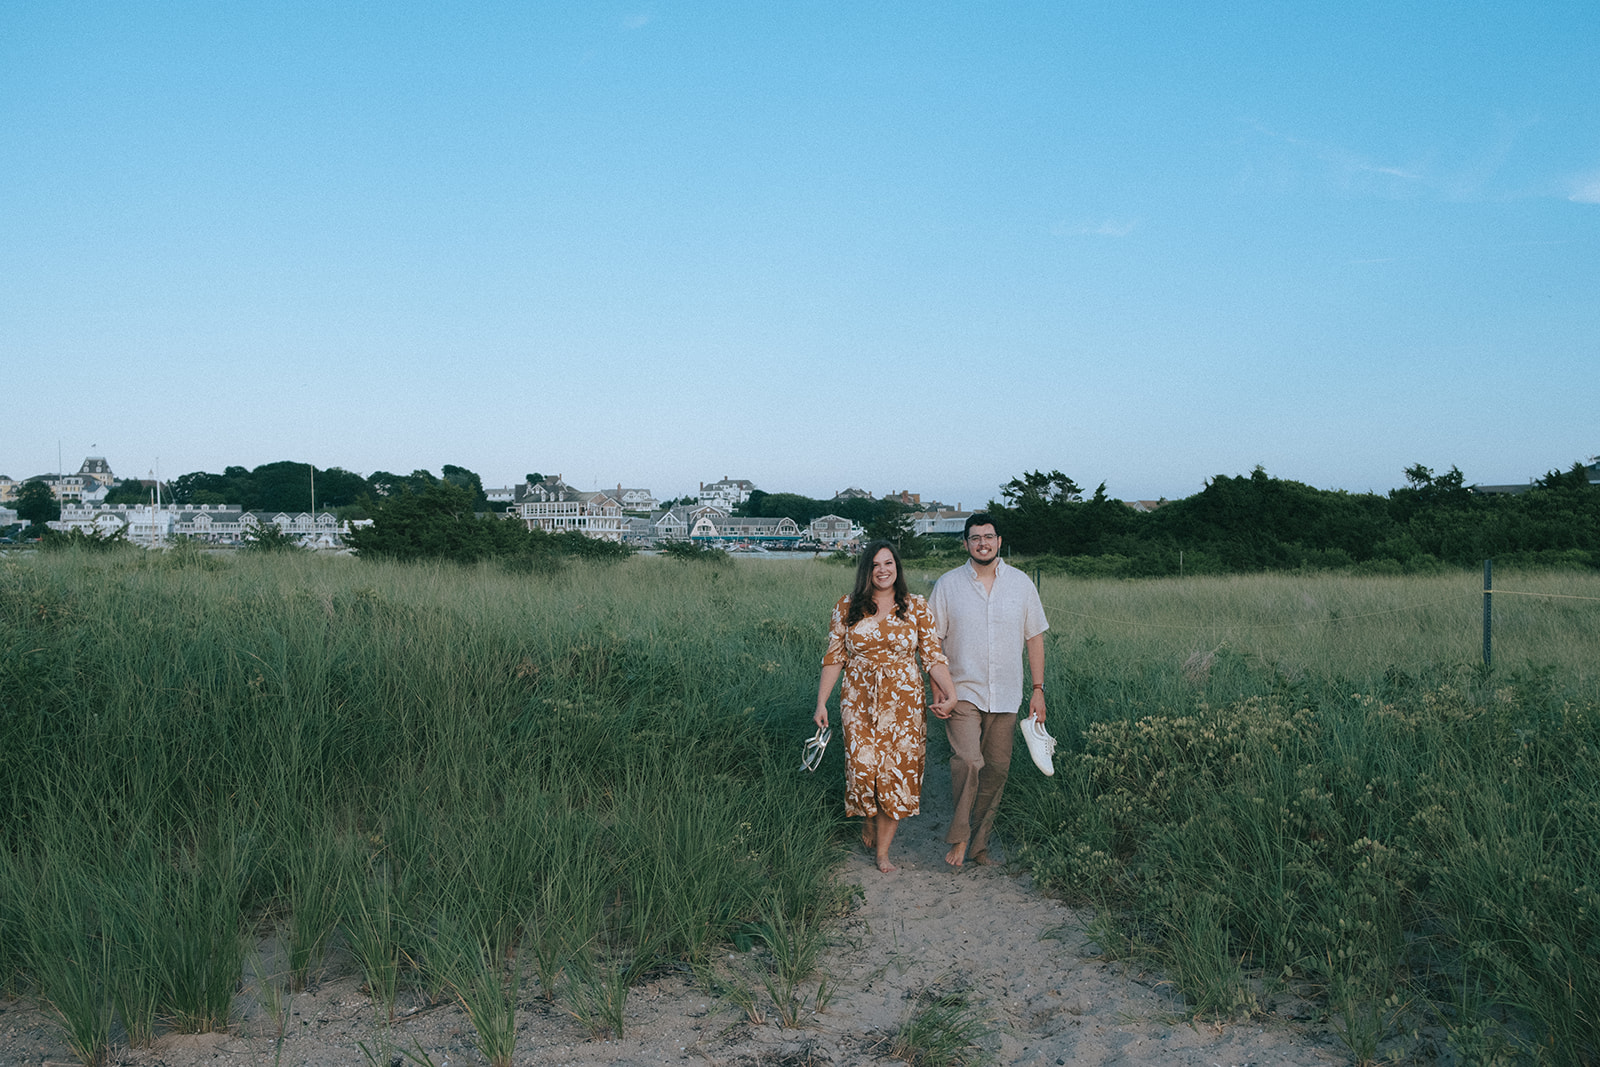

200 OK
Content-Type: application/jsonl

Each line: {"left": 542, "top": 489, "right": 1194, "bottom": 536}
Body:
{"left": 1031, "top": 561, "right": 1598, "bottom": 669}
{"left": 1042, "top": 590, "right": 1600, "bottom": 633}
{"left": 1040, "top": 598, "right": 1453, "bottom": 631}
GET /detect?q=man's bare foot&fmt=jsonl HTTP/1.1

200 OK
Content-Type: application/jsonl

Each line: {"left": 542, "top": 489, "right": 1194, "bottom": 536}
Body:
{"left": 970, "top": 851, "right": 996, "bottom": 867}
{"left": 944, "top": 842, "right": 967, "bottom": 867}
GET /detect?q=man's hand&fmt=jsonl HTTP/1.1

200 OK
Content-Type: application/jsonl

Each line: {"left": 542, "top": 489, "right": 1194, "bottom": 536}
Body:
{"left": 1028, "top": 687, "right": 1046, "bottom": 723}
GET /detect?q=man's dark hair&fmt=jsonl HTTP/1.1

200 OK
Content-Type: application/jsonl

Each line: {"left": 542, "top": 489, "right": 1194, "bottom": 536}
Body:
{"left": 964, "top": 511, "right": 999, "bottom": 538}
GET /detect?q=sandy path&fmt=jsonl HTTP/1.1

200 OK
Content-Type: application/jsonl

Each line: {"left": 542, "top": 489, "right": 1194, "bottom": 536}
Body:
{"left": 0, "top": 739, "right": 1346, "bottom": 1067}
{"left": 789, "top": 744, "right": 1344, "bottom": 1066}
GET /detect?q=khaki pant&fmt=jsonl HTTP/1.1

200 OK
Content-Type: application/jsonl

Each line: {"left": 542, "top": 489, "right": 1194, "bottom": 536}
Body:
{"left": 942, "top": 701, "right": 1016, "bottom": 858}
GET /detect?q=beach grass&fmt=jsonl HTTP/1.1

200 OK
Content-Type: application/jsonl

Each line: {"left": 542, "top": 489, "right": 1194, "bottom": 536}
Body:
{"left": 0, "top": 549, "right": 844, "bottom": 1064}
{"left": 1007, "top": 567, "right": 1600, "bottom": 1064}
{"left": 3, "top": 549, "right": 1596, "bottom": 1064}
{"left": 890, "top": 984, "right": 994, "bottom": 1067}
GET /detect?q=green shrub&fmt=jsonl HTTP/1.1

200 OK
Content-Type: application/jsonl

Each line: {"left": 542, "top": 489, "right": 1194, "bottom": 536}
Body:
{"left": 1005, "top": 570, "right": 1600, "bottom": 1062}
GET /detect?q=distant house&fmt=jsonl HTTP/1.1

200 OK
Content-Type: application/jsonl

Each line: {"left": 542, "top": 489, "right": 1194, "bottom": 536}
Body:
{"left": 807, "top": 514, "right": 861, "bottom": 546}
{"left": 53, "top": 503, "right": 343, "bottom": 546}
{"left": 77, "top": 457, "right": 116, "bottom": 489}
{"left": 510, "top": 475, "right": 625, "bottom": 541}
{"left": 0, "top": 473, "right": 79, "bottom": 504}
{"left": 246, "top": 510, "right": 342, "bottom": 544}
{"left": 6, "top": 457, "right": 116, "bottom": 505}
{"left": 1473, "top": 461, "right": 1600, "bottom": 496}
{"left": 55, "top": 503, "right": 241, "bottom": 542}
{"left": 688, "top": 514, "right": 801, "bottom": 543}
{"left": 622, "top": 516, "right": 654, "bottom": 545}
{"left": 613, "top": 485, "right": 659, "bottom": 512}
{"left": 490, "top": 481, "right": 655, "bottom": 512}
{"left": 651, "top": 507, "right": 692, "bottom": 543}
{"left": 833, "top": 487, "right": 874, "bottom": 501}
{"left": 908, "top": 509, "right": 971, "bottom": 536}
{"left": 1123, "top": 500, "right": 1168, "bottom": 513}
{"left": 650, "top": 504, "right": 728, "bottom": 543}
{"left": 698, "top": 477, "right": 756, "bottom": 509}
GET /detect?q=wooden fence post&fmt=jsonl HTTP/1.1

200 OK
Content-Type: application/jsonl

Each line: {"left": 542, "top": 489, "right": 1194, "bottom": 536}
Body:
{"left": 1482, "top": 559, "right": 1493, "bottom": 668}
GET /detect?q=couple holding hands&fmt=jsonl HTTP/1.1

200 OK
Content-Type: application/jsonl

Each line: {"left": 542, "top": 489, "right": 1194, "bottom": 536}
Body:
{"left": 813, "top": 513, "right": 1051, "bottom": 874}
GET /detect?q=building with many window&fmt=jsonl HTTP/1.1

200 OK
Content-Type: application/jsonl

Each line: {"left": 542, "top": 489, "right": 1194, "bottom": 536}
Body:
{"left": 697, "top": 476, "right": 756, "bottom": 509}
{"left": 51, "top": 502, "right": 343, "bottom": 546}
{"left": 687, "top": 513, "right": 801, "bottom": 544}
{"left": 613, "top": 485, "right": 659, "bottom": 512}
{"left": 806, "top": 514, "right": 862, "bottom": 547}
{"left": 509, "top": 476, "right": 625, "bottom": 541}
{"left": 0, "top": 457, "right": 116, "bottom": 505}
{"left": 907, "top": 509, "right": 971, "bottom": 536}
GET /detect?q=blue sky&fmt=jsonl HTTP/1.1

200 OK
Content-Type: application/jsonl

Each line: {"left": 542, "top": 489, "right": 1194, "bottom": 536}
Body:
{"left": 4, "top": 2, "right": 1596, "bottom": 507}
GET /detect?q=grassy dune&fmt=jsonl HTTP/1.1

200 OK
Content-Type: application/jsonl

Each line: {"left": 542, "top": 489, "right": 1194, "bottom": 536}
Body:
{"left": 2, "top": 550, "right": 1595, "bottom": 1065}
{"left": 0, "top": 549, "right": 848, "bottom": 1066}
{"left": 1007, "top": 569, "right": 1600, "bottom": 1065}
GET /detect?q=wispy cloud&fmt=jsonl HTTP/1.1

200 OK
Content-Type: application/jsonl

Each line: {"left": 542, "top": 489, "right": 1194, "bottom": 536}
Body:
{"left": 1569, "top": 171, "right": 1600, "bottom": 204}
{"left": 1240, "top": 114, "right": 1586, "bottom": 205}
{"left": 622, "top": 11, "right": 655, "bottom": 30}
{"left": 1245, "top": 120, "right": 1427, "bottom": 196}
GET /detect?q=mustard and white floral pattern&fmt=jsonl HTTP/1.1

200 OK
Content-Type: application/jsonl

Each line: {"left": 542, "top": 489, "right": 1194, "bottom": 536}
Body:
{"left": 822, "top": 593, "right": 949, "bottom": 820}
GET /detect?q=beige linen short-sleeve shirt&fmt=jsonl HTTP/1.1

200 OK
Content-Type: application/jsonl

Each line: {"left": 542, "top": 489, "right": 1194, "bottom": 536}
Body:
{"left": 928, "top": 557, "right": 1049, "bottom": 715}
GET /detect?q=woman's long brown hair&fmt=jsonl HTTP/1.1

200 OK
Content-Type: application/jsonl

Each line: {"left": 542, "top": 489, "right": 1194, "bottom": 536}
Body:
{"left": 845, "top": 540, "right": 909, "bottom": 626}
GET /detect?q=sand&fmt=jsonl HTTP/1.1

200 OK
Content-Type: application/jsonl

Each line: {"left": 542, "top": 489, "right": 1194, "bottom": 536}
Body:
{"left": 0, "top": 762, "right": 1347, "bottom": 1066}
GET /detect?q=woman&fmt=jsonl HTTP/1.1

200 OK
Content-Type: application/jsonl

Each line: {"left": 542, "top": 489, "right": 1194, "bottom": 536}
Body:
{"left": 815, "top": 541, "right": 956, "bottom": 873}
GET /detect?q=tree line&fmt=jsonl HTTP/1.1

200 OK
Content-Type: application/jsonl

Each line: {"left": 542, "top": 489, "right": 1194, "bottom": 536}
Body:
{"left": 979, "top": 461, "right": 1600, "bottom": 575}
{"left": 9, "top": 456, "right": 1596, "bottom": 574}
{"left": 162, "top": 461, "right": 491, "bottom": 514}
{"left": 342, "top": 479, "right": 631, "bottom": 566}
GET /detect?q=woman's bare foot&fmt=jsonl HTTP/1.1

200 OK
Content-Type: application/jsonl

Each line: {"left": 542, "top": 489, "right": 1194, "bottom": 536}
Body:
{"left": 874, "top": 812, "right": 900, "bottom": 872}
{"left": 860, "top": 823, "right": 876, "bottom": 853}
{"left": 945, "top": 842, "right": 967, "bottom": 867}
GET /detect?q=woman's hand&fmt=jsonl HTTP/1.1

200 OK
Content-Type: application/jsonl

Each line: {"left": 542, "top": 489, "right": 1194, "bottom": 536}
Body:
{"left": 813, "top": 703, "right": 830, "bottom": 730}
{"left": 927, "top": 666, "right": 958, "bottom": 720}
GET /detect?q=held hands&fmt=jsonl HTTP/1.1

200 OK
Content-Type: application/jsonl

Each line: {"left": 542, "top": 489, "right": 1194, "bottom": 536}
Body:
{"left": 929, "top": 693, "right": 957, "bottom": 719}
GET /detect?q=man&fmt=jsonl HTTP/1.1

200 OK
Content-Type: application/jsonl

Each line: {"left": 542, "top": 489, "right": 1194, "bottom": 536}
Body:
{"left": 928, "top": 512, "right": 1049, "bottom": 867}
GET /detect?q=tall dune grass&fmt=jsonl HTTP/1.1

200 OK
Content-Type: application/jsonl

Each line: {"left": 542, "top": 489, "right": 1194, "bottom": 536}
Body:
{"left": 0, "top": 549, "right": 849, "bottom": 1064}
{"left": 5, "top": 551, "right": 1595, "bottom": 1064}
{"left": 1006, "top": 568, "right": 1600, "bottom": 1065}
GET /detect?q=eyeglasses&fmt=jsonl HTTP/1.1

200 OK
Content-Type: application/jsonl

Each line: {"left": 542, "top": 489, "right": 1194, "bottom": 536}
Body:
{"left": 965, "top": 533, "right": 998, "bottom": 544}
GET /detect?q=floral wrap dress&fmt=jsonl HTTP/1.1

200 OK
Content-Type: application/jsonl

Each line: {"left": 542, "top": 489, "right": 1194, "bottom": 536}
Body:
{"left": 822, "top": 593, "right": 949, "bottom": 820}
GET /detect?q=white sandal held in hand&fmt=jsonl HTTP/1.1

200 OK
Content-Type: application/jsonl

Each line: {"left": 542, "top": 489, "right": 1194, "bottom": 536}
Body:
{"left": 800, "top": 725, "right": 832, "bottom": 772}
